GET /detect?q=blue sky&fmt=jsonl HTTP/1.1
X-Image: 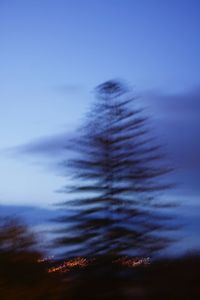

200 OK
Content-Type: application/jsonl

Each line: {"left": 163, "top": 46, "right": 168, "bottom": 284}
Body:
{"left": 0, "top": 0, "right": 200, "bottom": 207}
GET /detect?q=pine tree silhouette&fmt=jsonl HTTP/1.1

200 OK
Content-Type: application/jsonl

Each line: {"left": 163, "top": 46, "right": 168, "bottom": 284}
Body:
{"left": 55, "top": 80, "right": 174, "bottom": 263}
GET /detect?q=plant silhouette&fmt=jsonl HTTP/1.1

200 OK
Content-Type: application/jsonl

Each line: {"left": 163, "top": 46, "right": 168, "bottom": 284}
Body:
{"left": 55, "top": 80, "right": 174, "bottom": 264}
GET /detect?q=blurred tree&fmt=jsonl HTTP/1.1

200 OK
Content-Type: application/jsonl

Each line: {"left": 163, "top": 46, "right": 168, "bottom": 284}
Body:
{"left": 0, "top": 218, "right": 62, "bottom": 300}
{"left": 0, "top": 218, "right": 37, "bottom": 253}
{"left": 55, "top": 80, "right": 174, "bottom": 263}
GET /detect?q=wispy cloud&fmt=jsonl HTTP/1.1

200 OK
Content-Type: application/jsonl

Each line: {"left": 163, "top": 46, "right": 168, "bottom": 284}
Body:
{"left": 9, "top": 86, "right": 200, "bottom": 195}
{"left": 11, "top": 85, "right": 200, "bottom": 158}
{"left": 53, "top": 83, "right": 84, "bottom": 94}
{"left": 143, "top": 85, "right": 200, "bottom": 118}
{"left": 13, "top": 132, "right": 75, "bottom": 157}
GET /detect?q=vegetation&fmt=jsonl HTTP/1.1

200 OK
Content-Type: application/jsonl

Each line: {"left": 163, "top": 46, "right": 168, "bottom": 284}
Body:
{"left": 0, "top": 81, "right": 198, "bottom": 299}
{"left": 55, "top": 80, "right": 174, "bottom": 262}
{"left": 0, "top": 218, "right": 62, "bottom": 300}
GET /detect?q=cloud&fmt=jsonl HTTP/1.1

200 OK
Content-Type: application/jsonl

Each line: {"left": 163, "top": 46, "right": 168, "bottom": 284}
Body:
{"left": 53, "top": 83, "right": 84, "bottom": 94}
{"left": 143, "top": 85, "right": 200, "bottom": 118}
{"left": 142, "top": 86, "right": 200, "bottom": 196}
{"left": 13, "top": 85, "right": 200, "bottom": 160}
{"left": 14, "top": 132, "right": 75, "bottom": 157}
{"left": 148, "top": 86, "right": 200, "bottom": 169}
{"left": 10, "top": 85, "right": 200, "bottom": 195}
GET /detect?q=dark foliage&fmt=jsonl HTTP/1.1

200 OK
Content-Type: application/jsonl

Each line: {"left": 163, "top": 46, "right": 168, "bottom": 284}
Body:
{"left": 0, "top": 218, "right": 62, "bottom": 299}
{"left": 55, "top": 80, "right": 175, "bottom": 262}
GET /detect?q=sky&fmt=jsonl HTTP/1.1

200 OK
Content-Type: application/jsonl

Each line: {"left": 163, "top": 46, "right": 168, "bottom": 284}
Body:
{"left": 0, "top": 0, "right": 200, "bottom": 207}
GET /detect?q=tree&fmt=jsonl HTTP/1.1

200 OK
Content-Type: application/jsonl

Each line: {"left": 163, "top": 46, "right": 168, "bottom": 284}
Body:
{"left": 0, "top": 218, "right": 62, "bottom": 299}
{"left": 55, "top": 80, "right": 174, "bottom": 263}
